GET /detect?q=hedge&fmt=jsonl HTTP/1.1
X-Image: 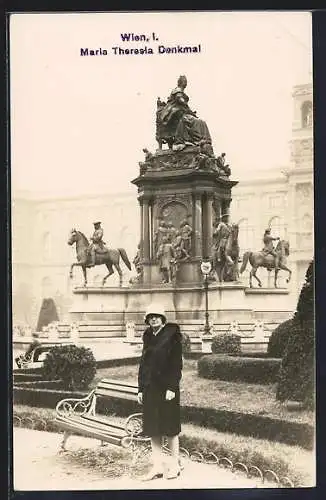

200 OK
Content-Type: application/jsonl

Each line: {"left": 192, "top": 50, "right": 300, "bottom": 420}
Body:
{"left": 267, "top": 319, "right": 294, "bottom": 358}
{"left": 13, "top": 385, "right": 314, "bottom": 449}
{"left": 197, "top": 354, "right": 281, "bottom": 384}
{"left": 13, "top": 405, "right": 315, "bottom": 486}
{"left": 36, "top": 298, "right": 59, "bottom": 332}
{"left": 277, "top": 260, "right": 315, "bottom": 408}
{"left": 211, "top": 333, "right": 241, "bottom": 355}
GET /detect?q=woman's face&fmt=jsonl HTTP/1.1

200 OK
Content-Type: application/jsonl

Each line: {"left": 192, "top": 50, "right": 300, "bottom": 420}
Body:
{"left": 148, "top": 314, "right": 164, "bottom": 329}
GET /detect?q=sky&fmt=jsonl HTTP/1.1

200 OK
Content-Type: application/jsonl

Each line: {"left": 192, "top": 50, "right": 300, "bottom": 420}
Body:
{"left": 10, "top": 11, "right": 312, "bottom": 197}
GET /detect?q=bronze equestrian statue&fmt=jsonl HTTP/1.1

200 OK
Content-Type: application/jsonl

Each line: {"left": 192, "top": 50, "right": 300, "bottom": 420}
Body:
{"left": 240, "top": 236, "right": 291, "bottom": 288}
{"left": 88, "top": 221, "right": 106, "bottom": 267}
{"left": 211, "top": 221, "right": 240, "bottom": 283}
{"left": 68, "top": 228, "right": 131, "bottom": 287}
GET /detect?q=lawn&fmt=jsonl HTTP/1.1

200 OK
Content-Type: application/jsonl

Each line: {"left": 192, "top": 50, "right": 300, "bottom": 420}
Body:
{"left": 13, "top": 404, "right": 315, "bottom": 486}
{"left": 92, "top": 359, "right": 314, "bottom": 426}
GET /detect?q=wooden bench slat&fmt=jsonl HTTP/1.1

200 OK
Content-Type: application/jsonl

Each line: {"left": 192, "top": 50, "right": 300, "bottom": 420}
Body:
{"left": 100, "top": 378, "right": 138, "bottom": 389}
{"left": 96, "top": 383, "right": 138, "bottom": 394}
{"left": 95, "top": 389, "right": 137, "bottom": 400}
{"left": 56, "top": 414, "right": 125, "bottom": 437}
{"left": 82, "top": 414, "right": 126, "bottom": 432}
{"left": 56, "top": 419, "right": 125, "bottom": 446}
{"left": 55, "top": 377, "right": 142, "bottom": 450}
{"left": 64, "top": 416, "right": 126, "bottom": 437}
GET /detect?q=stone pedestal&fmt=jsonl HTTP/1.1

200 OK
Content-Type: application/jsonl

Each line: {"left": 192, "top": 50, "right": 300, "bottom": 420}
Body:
{"left": 69, "top": 284, "right": 292, "bottom": 327}
{"left": 201, "top": 335, "right": 213, "bottom": 353}
{"left": 132, "top": 150, "right": 238, "bottom": 287}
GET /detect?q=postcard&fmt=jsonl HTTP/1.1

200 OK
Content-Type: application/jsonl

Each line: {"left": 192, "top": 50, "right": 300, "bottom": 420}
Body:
{"left": 10, "top": 11, "right": 315, "bottom": 491}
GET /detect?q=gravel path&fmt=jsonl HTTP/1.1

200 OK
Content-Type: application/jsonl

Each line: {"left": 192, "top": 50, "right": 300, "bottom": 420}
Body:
{"left": 13, "top": 428, "right": 273, "bottom": 490}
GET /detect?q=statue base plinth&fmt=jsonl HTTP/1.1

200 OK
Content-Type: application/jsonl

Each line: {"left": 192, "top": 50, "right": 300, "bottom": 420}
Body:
{"left": 69, "top": 283, "right": 293, "bottom": 328}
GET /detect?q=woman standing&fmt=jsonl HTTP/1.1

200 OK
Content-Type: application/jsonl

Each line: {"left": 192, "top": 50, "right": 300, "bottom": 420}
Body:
{"left": 137, "top": 303, "right": 183, "bottom": 481}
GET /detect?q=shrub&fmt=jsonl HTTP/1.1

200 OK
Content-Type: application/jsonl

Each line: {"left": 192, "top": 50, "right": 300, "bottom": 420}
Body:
{"left": 276, "top": 260, "right": 315, "bottom": 408}
{"left": 181, "top": 332, "right": 191, "bottom": 355}
{"left": 36, "top": 298, "right": 59, "bottom": 332}
{"left": 198, "top": 354, "right": 281, "bottom": 384}
{"left": 276, "top": 321, "right": 314, "bottom": 407}
{"left": 211, "top": 333, "right": 241, "bottom": 355}
{"left": 42, "top": 344, "right": 97, "bottom": 390}
{"left": 267, "top": 319, "right": 293, "bottom": 358}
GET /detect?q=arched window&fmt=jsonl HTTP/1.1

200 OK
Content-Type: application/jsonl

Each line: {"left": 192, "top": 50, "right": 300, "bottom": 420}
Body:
{"left": 238, "top": 218, "right": 255, "bottom": 253}
{"left": 301, "top": 101, "right": 313, "bottom": 128}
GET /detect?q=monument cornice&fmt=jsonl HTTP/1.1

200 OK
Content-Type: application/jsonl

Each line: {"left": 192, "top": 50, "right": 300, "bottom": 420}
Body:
{"left": 132, "top": 169, "right": 238, "bottom": 189}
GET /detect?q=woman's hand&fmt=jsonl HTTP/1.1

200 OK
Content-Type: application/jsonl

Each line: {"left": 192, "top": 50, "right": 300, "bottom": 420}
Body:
{"left": 137, "top": 392, "right": 143, "bottom": 404}
{"left": 165, "top": 390, "right": 175, "bottom": 401}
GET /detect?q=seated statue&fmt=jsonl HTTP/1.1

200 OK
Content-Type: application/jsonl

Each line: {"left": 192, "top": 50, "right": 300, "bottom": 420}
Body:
{"left": 156, "top": 75, "right": 213, "bottom": 150}
{"left": 174, "top": 114, "right": 213, "bottom": 150}
{"left": 216, "top": 153, "right": 231, "bottom": 176}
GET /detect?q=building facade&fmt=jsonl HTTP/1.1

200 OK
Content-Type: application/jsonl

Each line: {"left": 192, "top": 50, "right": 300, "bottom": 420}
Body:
{"left": 11, "top": 83, "right": 313, "bottom": 327}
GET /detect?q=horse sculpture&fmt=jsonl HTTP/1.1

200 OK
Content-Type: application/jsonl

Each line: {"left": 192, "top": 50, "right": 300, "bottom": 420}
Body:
{"left": 68, "top": 229, "right": 132, "bottom": 287}
{"left": 240, "top": 239, "right": 291, "bottom": 288}
{"left": 211, "top": 223, "right": 240, "bottom": 283}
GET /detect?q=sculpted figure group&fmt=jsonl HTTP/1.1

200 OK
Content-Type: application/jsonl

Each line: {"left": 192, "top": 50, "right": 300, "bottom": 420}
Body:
{"left": 211, "top": 214, "right": 240, "bottom": 283}
{"left": 68, "top": 220, "right": 291, "bottom": 289}
{"left": 210, "top": 216, "right": 291, "bottom": 287}
{"left": 155, "top": 219, "right": 192, "bottom": 283}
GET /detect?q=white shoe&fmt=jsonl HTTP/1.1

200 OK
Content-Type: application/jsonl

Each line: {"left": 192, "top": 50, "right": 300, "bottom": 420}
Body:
{"left": 141, "top": 467, "right": 164, "bottom": 481}
{"left": 164, "top": 467, "right": 181, "bottom": 480}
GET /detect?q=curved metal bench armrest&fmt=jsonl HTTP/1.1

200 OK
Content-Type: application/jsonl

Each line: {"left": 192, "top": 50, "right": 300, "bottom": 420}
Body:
{"left": 56, "top": 389, "right": 96, "bottom": 417}
{"left": 124, "top": 412, "right": 144, "bottom": 437}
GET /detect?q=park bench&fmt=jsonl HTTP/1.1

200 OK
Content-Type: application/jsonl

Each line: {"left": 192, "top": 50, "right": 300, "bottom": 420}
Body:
{"left": 15, "top": 343, "right": 55, "bottom": 369}
{"left": 55, "top": 378, "right": 149, "bottom": 451}
{"left": 15, "top": 339, "right": 75, "bottom": 370}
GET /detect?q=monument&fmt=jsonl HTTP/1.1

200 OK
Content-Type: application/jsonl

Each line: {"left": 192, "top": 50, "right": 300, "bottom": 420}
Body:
{"left": 68, "top": 76, "right": 293, "bottom": 345}
{"left": 132, "top": 75, "right": 238, "bottom": 286}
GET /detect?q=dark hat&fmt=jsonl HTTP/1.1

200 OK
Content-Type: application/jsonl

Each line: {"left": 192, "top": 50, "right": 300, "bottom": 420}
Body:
{"left": 93, "top": 221, "right": 101, "bottom": 226}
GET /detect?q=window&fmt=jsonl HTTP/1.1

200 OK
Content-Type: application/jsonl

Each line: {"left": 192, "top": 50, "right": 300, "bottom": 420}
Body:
{"left": 42, "top": 232, "right": 51, "bottom": 260}
{"left": 301, "top": 101, "right": 313, "bottom": 128}
{"left": 238, "top": 218, "right": 255, "bottom": 253}
{"left": 269, "top": 195, "right": 283, "bottom": 210}
{"left": 268, "top": 216, "right": 287, "bottom": 239}
{"left": 301, "top": 214, "right": 313, "bottom": 233}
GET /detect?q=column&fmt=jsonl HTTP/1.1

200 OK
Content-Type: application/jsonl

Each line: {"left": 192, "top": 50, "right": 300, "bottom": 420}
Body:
{"left": 206, "top": 195, "right": 214, "bottom": 256}
{"left": 194, "top": 194, "right": 203, "bottom": 257}
{"left": 139, "top": 200, "right": 144, "bottom": 259}
{"left": 143, "top": 198, "right": 150, "bottom": 261}
{"left": 214, "top": 196, "right": 222, "bottom": 223}
{"left": 149, "top": 203, "right": 153, "bottom": 259}
{"left": 223, "top": 198, "right": 231, "bottom": 223}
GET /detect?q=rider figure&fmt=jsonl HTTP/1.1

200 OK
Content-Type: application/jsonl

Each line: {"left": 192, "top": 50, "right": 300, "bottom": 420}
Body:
{"left": 262, "top": 228, "right": 280, "bottom": 269}
{"left": 215, "top": 214, "right": 231, "bottom": 262}
{"left": 89, "top": 222, "right": 106, "bottom": 267}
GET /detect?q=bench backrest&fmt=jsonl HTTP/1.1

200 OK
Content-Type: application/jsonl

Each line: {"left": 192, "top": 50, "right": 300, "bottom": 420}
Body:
{"left": 94, "top": 378, "right": 138, "bottom": 401}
